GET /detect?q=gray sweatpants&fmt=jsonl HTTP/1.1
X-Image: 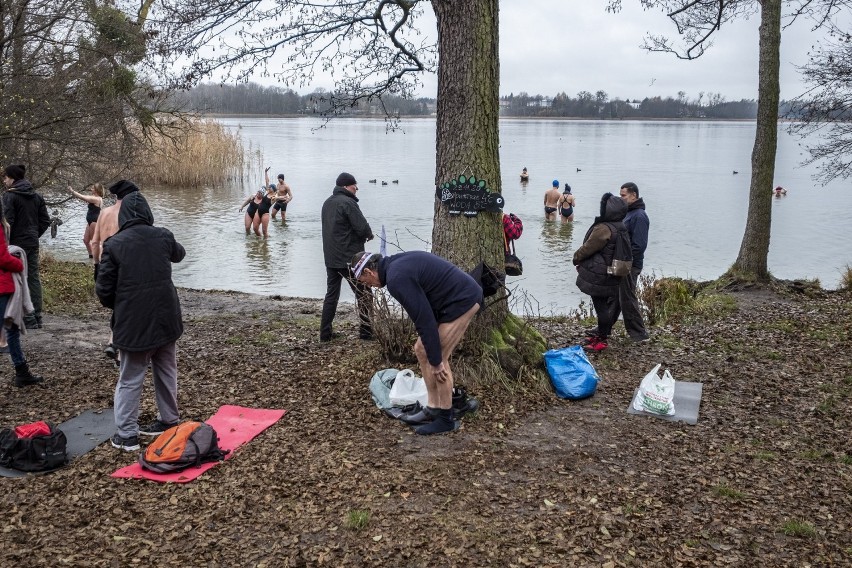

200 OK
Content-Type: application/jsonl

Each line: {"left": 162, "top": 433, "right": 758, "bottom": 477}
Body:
{"left": 114, "top": 342, "right": 180, "bottom": 437}
{"left": 609, "top": 267, "right": 649, "bottom": 340}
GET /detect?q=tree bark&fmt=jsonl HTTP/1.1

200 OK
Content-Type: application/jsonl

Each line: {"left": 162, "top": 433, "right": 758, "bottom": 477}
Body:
{"left": 430, "top": 0, "right": 508, "bottom": 348}
{"left": 732, "top": 0, "right": 780, "bottom": 281}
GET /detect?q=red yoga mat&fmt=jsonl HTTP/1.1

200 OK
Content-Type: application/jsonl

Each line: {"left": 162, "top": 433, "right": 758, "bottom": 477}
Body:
{"left": 112, "top": 405, "right": 286, "bottom": 483}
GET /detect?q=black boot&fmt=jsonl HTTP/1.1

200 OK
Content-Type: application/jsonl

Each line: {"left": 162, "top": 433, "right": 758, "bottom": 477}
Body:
{"left": 14, "top": 362, "right": 44, "bottom": 387}
{"left": 414, "top": 408, "right": 459, "bottom": 436}
{"left": 400, "top": 405, "right": 435, "bottom": 425}
{"left": 452, "top": 387, "right": 480, "bottom": 421}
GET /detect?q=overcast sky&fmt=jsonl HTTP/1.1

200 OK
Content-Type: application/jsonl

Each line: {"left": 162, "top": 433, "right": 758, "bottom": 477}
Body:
{"left": 488, "top": 2, "right": 823, "bottom": 102}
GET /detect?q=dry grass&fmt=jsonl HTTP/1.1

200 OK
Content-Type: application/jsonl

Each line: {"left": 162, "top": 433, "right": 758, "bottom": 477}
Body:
{"left": 133, "top": 119, "right": 255, "bottom": 187}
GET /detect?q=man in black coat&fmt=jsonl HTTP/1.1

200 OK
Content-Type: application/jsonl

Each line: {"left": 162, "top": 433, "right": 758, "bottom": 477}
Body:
{"left": 96, "top": 183, "right": 186, "bottom": 451}
{"left": 2, "top": 164, "right": 50, "bottom": 328}
{"left": 319, "top": 172, "right": 374, "bottom": 342}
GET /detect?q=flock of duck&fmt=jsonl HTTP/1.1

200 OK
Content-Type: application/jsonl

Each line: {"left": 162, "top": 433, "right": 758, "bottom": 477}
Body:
{"left": 368, "top": 179, "right": 399, "bottom": 186}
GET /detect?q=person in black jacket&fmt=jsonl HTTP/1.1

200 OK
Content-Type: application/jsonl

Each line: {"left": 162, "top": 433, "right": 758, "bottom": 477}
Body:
{"left": 95, "top": 182, "right": 185, "bottom": 451}
{"left": 2, "top": 164, "right": 50, "bottom": 329}
{"left": 351, "top": 251, "right": 482, "bottom": 435}
{"left": 572, "top": 193, "right": 628, "bottom": 353}
{"left": 319, "top": 172, "right": 374, "bottom": 342}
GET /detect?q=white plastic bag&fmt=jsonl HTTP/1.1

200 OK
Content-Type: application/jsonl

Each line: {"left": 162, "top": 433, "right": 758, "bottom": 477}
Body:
{"left": 388, "top": 369, "right": 429, "bottom": 407}
{"left": 632, "top": 363, "right": 676, "bottom": 416}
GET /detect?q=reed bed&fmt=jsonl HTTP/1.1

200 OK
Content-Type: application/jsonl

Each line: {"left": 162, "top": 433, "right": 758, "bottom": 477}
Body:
{"left": 133, "top": 120, "right": 255, "bottom": 187}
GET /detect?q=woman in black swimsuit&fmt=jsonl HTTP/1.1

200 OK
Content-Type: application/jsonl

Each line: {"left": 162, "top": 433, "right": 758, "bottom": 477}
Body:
{"left": 239, "top": 189, "right": 264, "bottom": 235}
{"left": 255, "top": 185, "right": 275, "bottom": 238}
{"left": 558, "top": 184, "right": 576, "bottom": 223}
{"left": 67, "top": 183, "right": 104, "bottom": 258}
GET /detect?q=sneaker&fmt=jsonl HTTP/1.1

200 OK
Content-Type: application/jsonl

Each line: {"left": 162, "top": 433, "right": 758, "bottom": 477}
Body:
{"left": 319, "top": 332, "right": 344, "bottom": 342}
{"left": 582, "top": 335, "right": 602, "bottom": 346}
{"left": 110, "top": 433, "right": 140, "bottom": 451}
{"left": 583, "top": 327, "right": 600, "bottom": 337}
{"left": 104, "top": 343, "right": 117, "bottom": 360}
{"left": 139, "top": 419, "right": 178, "bottom": 436}
{"left": 583, "top": 339, "right": 608, "bottom": 352}
{"left": 630, "top": 335, "right": 650, "bottom": 343}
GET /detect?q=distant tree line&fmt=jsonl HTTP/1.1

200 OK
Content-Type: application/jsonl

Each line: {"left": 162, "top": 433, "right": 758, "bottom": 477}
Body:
{"left": 501, "top": 91, "right": 769, "bottom": 119}
{"left": 181, "top": 82, "right": 817, "bottom": 121}
{"left": 179, "top": 83, "right": 433, "bottom": 116}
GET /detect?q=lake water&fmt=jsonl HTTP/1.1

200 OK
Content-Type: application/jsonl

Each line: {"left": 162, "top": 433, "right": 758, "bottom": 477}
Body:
{"left": 43, "top": 117, "right": 852, "bottom": 315}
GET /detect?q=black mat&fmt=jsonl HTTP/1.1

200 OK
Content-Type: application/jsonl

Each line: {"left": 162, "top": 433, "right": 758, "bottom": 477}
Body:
{"left": 0, "top": 408, "right": 114, "bottom": 478}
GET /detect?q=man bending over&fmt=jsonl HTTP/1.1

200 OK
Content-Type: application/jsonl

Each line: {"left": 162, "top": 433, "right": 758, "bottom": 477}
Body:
{"left": 351, "top": 251, "right": 482, "bottom": 435}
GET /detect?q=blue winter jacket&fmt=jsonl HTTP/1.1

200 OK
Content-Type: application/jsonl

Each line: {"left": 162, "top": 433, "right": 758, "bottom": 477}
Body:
{"left": 623, "top": 198, "right": 649, "bottom": 271}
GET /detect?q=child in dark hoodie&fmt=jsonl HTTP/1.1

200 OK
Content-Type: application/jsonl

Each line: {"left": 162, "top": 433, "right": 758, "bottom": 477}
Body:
{"left": 2, "top": 164, "right": 50, "bottom": 329}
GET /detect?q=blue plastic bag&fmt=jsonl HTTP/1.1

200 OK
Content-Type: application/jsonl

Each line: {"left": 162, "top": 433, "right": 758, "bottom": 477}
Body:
{"left": 544, "top": 346, "right": 600, "bottom": 400}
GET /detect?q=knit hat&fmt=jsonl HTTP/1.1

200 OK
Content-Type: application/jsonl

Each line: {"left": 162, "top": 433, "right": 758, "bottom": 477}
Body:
{"left": 552, "top": 179, "right": 559, "bottom": 187}
{"left": 108, "top": 180, "right": 140, "bottom": 199}
{"left": 336, "top": 172, "right": 357, "bottom": 187}
{"left": 4, "top": 164, "right": 25, "bottom": 181}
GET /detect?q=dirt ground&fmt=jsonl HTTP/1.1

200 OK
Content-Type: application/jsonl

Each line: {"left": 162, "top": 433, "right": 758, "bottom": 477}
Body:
{"left": 0, "top": 278, "right": 850, "bottom": 567}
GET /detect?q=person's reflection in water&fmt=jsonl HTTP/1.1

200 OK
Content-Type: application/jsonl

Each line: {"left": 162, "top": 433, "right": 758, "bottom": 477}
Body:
{"left": 244, "top": 237, "right": 273, "bottom": 285}
{"left": 540, "top": 218, "right": 574, "bottom": 259}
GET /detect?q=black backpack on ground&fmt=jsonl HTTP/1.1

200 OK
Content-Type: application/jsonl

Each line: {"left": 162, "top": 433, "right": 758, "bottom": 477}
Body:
{"left": 0, "top": 423, "right": 68, "bottom": 472}
{"left": 604, "top": 222, "right": 633, "bottom": 277}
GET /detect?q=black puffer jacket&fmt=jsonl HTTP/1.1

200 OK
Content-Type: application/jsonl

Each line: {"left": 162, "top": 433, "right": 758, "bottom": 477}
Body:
{"left": 573, "top": 194, "right": 627, "bottom": 297}
{"left": 2, "top": 180, "right": 50, "bottom": 250}
{"left": 321, "top": 186, "right": 373, "bottom": 269}
{"left": 96, "top": 192, "right": 185, "bottom": 351}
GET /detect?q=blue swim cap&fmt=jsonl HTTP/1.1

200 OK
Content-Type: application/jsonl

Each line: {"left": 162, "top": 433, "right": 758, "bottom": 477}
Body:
{"left": 552, "top": 179, "right": 559, "bottom": 187}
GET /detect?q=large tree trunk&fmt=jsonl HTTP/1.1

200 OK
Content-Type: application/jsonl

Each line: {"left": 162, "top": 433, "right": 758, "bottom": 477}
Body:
{"left": 431, "top": 0, "right": 507, "bottom": 341}
{"left": 731, "top": 0, "right": 780, "bottom": 281}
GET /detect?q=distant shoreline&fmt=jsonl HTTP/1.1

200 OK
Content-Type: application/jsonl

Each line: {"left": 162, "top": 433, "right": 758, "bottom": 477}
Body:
{"left": 205, "top": 113, "right": 756, "bottom": 123}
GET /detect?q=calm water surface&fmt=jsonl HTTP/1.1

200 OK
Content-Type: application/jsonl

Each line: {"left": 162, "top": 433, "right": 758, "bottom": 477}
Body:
{"left": 43, "top": 118, "right": 852, "bottom": 315}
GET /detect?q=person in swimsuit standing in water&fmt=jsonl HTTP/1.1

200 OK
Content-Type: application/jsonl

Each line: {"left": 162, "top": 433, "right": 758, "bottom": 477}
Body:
{"left": 68, "top": 183, "right": 105, "bottom": 258}
{"left": 239, "top": 189, "right": 263, "bottom": 236}
{"left": 544, "top": 179, "right": 561, "bottom": 221}
{"left": 558, "top": 183, "right": 576, "bottom": 222}
{"left": 265, "top": 167, "right": 293, "bottom": 223}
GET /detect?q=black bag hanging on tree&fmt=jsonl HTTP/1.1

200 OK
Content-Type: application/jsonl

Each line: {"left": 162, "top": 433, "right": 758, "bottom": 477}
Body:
{"left": 504, "top": 232, "right": 523, "bottom": 277}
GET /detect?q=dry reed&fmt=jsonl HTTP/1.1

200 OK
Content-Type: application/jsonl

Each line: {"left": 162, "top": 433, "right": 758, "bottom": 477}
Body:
{"left": 133, "top": 120, "right": 254, "bottom": 187}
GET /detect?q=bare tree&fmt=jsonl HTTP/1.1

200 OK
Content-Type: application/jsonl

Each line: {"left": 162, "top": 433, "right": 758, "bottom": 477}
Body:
{"left": 788, "top": 30, "right": 852, "bottom": 183}
{"left": 0, "top": 0, "right": 181, "bottom": 190}
{"left": 150, "top": 0, "right": 547, "bottom": 368}
{"left": 608, "top": 0, "right": 848, "bottom": 282}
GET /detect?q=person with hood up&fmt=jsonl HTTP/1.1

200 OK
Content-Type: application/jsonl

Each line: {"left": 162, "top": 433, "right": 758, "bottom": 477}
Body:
{"left": 96, "top": 184, "right": 186, "bottom": 451}
{"left": 572, "top": 192, "right": 629, "bottom": 352}
{"left": 2, "top": 164, "right": 50, "bottom": 329}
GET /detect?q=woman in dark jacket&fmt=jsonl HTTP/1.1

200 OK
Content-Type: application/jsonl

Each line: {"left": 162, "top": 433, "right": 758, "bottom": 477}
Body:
{"left": 95, "top": 184, "right": 186, "bottom": 451}
{"left": 572, "top": 192, "right": 628, "bottom": 352}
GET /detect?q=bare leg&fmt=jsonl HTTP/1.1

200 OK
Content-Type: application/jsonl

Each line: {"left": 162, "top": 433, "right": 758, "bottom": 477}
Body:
{"left": 83, "top": 223, "right": 95, "bottom": 256}
{"left": 244, "top": 213, "right": 253, "bottom": 234}
{"left": 414, "top": 303, "right": 480, "bottom": 409}
{"left": 261, "top": 214, "right": 270, "bottom": 238}
{"left": 252, "top": 214, "right": 261, "bottom": 236}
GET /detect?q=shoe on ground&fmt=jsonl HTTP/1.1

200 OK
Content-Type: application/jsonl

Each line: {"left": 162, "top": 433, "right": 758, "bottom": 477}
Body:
{"left": 630, "top": 335, "right": 650, "bottom": 343}
{"left": 104, "top": 344, "right": 117, "bottom": 360}
{"left": 582, "top": 335, "right": 602, "bottom": 346}
{"left": 0, "top": 345, "right": 8, "bottom": 354}
{"left": 359, "top": 333, "right": 374, "bottom": 341}
{"left": 400, "top": 406, "right": 434, "bottom": 426}
{"left": 583, "top": 327, "right": 600, "bottom": 337}
{"left": 319, "top": 332, "right": 344, "bottom": 342}
{"left": 452, "top": 396, "right": 480, "bottom": 421}
{"left": 139, "top": 419, "right": 179, "bottom": 436}
{"left": 583, "top": 339, "right": 608, "bottom": 352}
{"left": 110, "top": 433, "right": 141, "bottom": 451}
{"left": 23, "top": 319, "right": 38, "bottom": 330}
{"left": 415, "top": 413, "right": 460, "bottom": 435}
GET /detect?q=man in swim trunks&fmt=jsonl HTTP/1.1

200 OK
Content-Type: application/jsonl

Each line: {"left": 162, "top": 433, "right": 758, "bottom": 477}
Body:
{"left": 266, "top": 167, "right": 293, "bottom": 222}
{"left": 544, "top": 179, "right": 561, "bottom": 221}
{"left": 558, "top": 183, "right": 576, "bottom": 222}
